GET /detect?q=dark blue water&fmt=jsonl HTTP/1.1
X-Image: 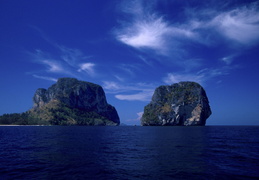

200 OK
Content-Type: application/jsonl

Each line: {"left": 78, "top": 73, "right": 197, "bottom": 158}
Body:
{"left": 0, "top": 126, "right": 258, "bottom": 179}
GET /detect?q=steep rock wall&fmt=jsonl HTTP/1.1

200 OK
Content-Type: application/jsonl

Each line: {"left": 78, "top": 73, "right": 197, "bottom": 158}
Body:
{"left": 141, "top": 82, "right": 211, "bottom": 126}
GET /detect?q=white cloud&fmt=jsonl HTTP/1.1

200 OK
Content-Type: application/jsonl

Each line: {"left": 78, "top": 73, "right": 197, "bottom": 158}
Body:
{"left": 42, "top": 60, "right": 64, "bottom": 73}
{"left": 103, "top": 81, "right": 121, "bottom": 92}
{"left": 78, "top": 63, "right": 95, "bottom": 76}
{"left": 58, "top": 45, "right": 91, "bottom": 67}
{"left": 114, "top": 75, "right": 125, "bottom": 82}
{"left": 220, "top": 54, "right": 238, "bottom": 65}
{"left": 164, "top": 65, "right": 235, "bottom": 85}
{"left": 115, "top": 90, "right": 153, "bottom": 102}
{"left": 221, "top": 57, "right": 232, "bottom": 65}
{"left": 29, "top": 47, "right": 82, "bottom": 76}
{"left": 116, "top": 63, "right": 140, "bottom": 78}
{"left": 115, "top": 0, "right": 259, "bottom": 57}
{"left": 163, "top": 73, "right": 203, "bottom": 85}
{"left": 103, "top": 81, "right": 154, "bottom": 92}
{"left": 198, "top": 66, "right": 234, "bottom": 79}
{"left": 126, "top": 111, "right": 143, "bottom": 122}
{"left": 211, "top": 3, "right": 259, "bottom": 45}
{"left": 103, "top": 81, "right": 155, "bottom": 101}
{"left": 32, "top": 75, "right": 57, "bottom": 82}
{"left": 138, "top": 55, "right": 153, "bottom": 66}
{"left": 27, "top": 31, "right": 97, "bottom": 80}
{"left": 136, "top": 111, "right": 143, "bottom": 120}
{"left": 117, "top": 17, "right": 170, "bottom": 50}
{"left": 183, "top": 2, "right": 259, "bottom": 46}
{"left": 115, "top": 0, "right": 197, "bottom": 55}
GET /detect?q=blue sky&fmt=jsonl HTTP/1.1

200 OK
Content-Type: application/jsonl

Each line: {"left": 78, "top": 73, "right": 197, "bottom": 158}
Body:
{"left": 1, "top": 0, "right": 259, "bottom": 125}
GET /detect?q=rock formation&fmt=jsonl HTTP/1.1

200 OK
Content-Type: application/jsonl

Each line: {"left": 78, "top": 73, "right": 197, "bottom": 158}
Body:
{"left": 0, "top": 78, "right": 120, "bottom": 126}
{"left": 30, "top": 78, "right": 120, "bottom": 125}
{"left": 141, "top": 82, "right": 211, "bottom": 126}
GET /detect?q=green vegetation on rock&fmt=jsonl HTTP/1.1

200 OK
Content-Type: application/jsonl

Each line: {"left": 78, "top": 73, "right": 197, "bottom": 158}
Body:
{"left": 0, "top": 78, "right": 120, "bottom": 126}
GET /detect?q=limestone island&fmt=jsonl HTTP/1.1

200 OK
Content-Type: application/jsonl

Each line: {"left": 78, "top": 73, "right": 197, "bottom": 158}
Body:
{"left": 141, "top": 82, "right": 212, "bottom": 126}
{"left": 0, "top": 78, "right": 120, "bottom": 126}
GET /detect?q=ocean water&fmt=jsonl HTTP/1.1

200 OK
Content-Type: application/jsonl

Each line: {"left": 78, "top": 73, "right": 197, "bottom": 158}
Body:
{"left": 0, "top": 126, "right": 258, "bottom": 180}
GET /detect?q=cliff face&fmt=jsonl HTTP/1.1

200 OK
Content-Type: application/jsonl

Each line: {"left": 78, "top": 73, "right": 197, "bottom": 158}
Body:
{"left": 30, "top": 78, "right": 120, "bottom": 125}
{"left": 141, "top": 82, "right": 211, "bottom": 126}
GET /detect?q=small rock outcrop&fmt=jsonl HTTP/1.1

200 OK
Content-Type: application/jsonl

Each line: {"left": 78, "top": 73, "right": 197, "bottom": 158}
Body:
{"left": 141, "top": 82, "right": 211, "bottom": 126}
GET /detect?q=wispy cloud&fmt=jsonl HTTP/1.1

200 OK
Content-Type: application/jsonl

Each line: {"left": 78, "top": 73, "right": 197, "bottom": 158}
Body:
{"left": 114, "top": 0, "right": 258, "bottom": 87}
{"left": 117, "top": 64, "right": 140, "bottom": 77}
{"left": 115, "top": 91, "right": 153, "bottom": 101}
{"left": 78, "top": 63, "right": 96, "bottom": 76}
{"left": 42, "top": 60, "right": 64, "bottom": 73}
{"left": 114, "top": 75, "right": 125, "bottom": 82}
{"left": 27, "top": 27, "right": 98, "bottom": 81}
{"left": 115, "top": 1, "right": 259, "bottom": 55}
{"left": 210, "top": 2, "right": 259, "bottom": 46}
{"left": 138, "top": 55, "right": 153, "bottom": 66}
{"left": 28, "top": 41, "right": 97, "bottom": 80}
{"left": 126, "top": 111, "right": 143, "bottom": 123}
{"left": 137, "top": 111, "right": 143, "bottom": 120}
{"left": 117, "top": 17, "right": 170, "bottom": 50}
{"left": 115, "top": 0, "right": 197, "bottom": 55}
{"left": 29, "top": 49, "right": 74, "bottom": 77}
{"left": 103, "top": 81, "right": 154, "bottom": 92}
{"left": 103, "top": 81, "right": 155, "bottom": 101}
{"left": 220, "top": 54, "right": 239, "bottom": 65}
{"left": 182, "top": 2, "right": 259, "bottom": 47}
{"left": 32, "top": 75, "right": 57, "bottom": 82}
{"left": 103, "top": 81, "right": 121, "bottom": 92}
{"left": 58, "top": 45, "right": 92, "bottom": 67}
{"left": 163, "top": 66, "right": 234, "bottom": 85}
{"left": 163, "top": 73, "right": 204, "bottom": 85}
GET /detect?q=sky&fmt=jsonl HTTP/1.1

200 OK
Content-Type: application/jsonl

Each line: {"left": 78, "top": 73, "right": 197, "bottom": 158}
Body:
{"left": 0, "top": 0, "right": 259, "bottom": 125}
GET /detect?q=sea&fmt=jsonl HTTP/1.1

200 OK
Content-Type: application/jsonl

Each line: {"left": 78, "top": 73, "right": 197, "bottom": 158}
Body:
{"left": 0, "top": 126, "right": 258, "bottom": 180}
